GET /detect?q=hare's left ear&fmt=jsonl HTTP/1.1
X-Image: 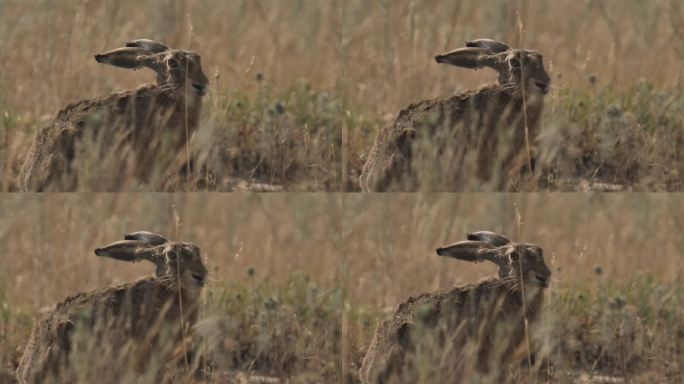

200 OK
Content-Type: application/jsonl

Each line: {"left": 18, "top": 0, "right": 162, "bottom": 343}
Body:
{"left": 95, "top": 240, "right": 164, "bottom": 269}
{"left": 435, "top": 47, "right": 509, "bottom": 81}
{"left": 95, "top": 47, "right": 150, "bottom": 69}
{"left": 435, "top": 47, "right": 497, "bottom": 69}
{"left": 94, "top": 47, "right": 165, "bottom": 78}
{"left": 437, "top": 240, "right": 511, "bottom": 274}
{"left": 436, "top": 240, "right": 495, "bottom": 262}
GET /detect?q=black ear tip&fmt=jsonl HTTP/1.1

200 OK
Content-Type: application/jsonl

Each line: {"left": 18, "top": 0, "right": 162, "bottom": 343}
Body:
{"left": 436, "top": 247, "right": 447, "bottom": 256}
{"left": 94, "top": 248, "right": 105, "bottom": 256}
{"left": 94, "top": 54, "right": 105, "bottom": 63}
{"left": 434, "top": 55, "right": 444, "bottom": 63}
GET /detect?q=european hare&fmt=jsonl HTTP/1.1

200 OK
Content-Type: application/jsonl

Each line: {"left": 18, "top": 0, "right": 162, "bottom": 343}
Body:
{"left": 359, "top": 39, "right": 551, "bottom": 192}
{"left": 359, "top": 231, "right": 551, "bottom": 383}
{"left": 18, "top": 39, "right": 209, "bottom": 191}
{"left": 16, "top": 232, "right": 208, "bottom": 384}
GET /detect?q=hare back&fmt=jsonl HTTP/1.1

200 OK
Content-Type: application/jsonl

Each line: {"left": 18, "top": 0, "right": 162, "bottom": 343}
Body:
{"left": 19, "top": 84, "right": 197, "bottom": 191}
{"left": 17, "top": 277, "right": 190, "bottom": 384}
{"left": 360, "top": 278, "right": 544, "bottom": 383}
{"left": 361, "top": 84, "right": 544, "bottom": 191}
{"left": 50, "top": 84, "right": 185, "bottom": 151}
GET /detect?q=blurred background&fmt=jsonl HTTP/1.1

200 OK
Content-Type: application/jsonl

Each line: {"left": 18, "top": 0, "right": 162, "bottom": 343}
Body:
{"left": 0, "top": 193, "right": 341, "bottom": 306}
{"left": 341, "top": 194, "right": 684, "bottom": 382}
{"left": 342, "top": 193, "right": 684, "bottom": 307}
{"left": 341, "top": 0, "right": 683, "bottom": 112}
{"left": 0, "top": 0, "right": 342, "bottom": 191}
{"left": 341, "top": 0, "right": 684, "bottom": 190}
{"left": 0, "top": 193, "right": 344, "bottom": 381}
{"left": 1, "top": 1, "right": 683, "bottom": 191}
{"left": 0, "top": 0, "right": 340, "bottom": 115}
{"left": 2, "top": 193, "right": 683, "bottom": 381}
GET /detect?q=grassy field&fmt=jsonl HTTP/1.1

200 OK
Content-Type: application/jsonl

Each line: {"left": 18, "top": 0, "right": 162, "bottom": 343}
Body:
{"left": 1, "top": 0, "right": 684, "bottom": 383}
{"left": 341, "top": 0, "right": 684, "bottom": 191}
{"left": 1, "top": 194, "right": 683, "bottom": 382}
{"left": 0, "top": 0, "right": 342, "bottom": 191}
{"left": 1, "top": 1, "right": 683, "bottom": 191}
{"left": 341, "top": 194, "right": 684, "bottom": 383}
{"left": 0, "top": 194, "right": 343, "bottom": 383}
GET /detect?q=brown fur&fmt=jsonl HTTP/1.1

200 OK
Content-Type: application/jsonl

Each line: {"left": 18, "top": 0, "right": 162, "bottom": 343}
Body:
{"left": 359, "top": 233, "right": 551, "bottom": 383}
{"left": 360, "top": 41, "right": 550, "bottom": 192}
{"left": 16, "top": 234, "right": 207, "bottom": 384}
{"left": 18, "top": 40, "right": 208, "bottom": 191}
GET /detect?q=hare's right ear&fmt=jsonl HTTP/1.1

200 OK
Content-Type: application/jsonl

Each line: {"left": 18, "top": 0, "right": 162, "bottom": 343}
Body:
{"left": 465, "top": 39, "right": 510, "bottom": 53}
{"left": 467, "top": 231, "right": 511, "bottom": 247}
{"left": 95, "top": 240, "right": 161, "bottom": 265}
{"left": 125, "top": 39, "right": 169, "bottom": 53}
{"left": 124, "top": 231, "right": 168, "bottom": 246}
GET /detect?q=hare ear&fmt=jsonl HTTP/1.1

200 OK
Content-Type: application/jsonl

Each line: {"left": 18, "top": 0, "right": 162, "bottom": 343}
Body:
{"left": 437, "top": 240, "right": 509, "bottom": 271}
{"left": 125, "top": 39, "right": 169, "bottom": 53}
{"left": 124, "top": 231, "right": 168, "bottom": 246}
{"left": 435, "top": 47, "right": 507, "bottom": 80}
{"left": 465, "top": 39, "right": 510, "bottom": 53}
{"left": 467, "top": 231, "right": 511, "bottom": 247}
{"left": 94, "top": 47, "right": 154, "bottom": 69}
{"left": 94, "top": 240, "right": 161, "bottom": 265}
{"left": 436, "top": 240, "right": 491, "bottom": 262}
{"left": 435, "top": 47, "right": 495, "bottom": 69}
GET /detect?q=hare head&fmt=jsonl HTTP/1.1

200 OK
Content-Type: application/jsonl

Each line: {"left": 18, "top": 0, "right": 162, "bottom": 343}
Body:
{"left": 435, "top": 38, "right": 550, "bottom": 97}
{"left": 436, "top": 231, "right": 551, "bottom": 289}
{"left": 94, "top": 39, "right": 209, "bottom": 97}
{"left": 95, "top": 231, "right": 207, "bottom": 298}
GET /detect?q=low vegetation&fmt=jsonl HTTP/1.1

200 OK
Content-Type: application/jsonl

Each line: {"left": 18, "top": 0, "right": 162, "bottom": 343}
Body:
{"left": 0, "top": 274, "right": 343, "bottom": 383}
{"left": 345, "top": 81, "right": 684, "bottom": 191}
{"left": 343, "top": 276, "right": 684, "bottom": 383}
{"left": 1, "top": 80, "right": 341, "bottom": 191}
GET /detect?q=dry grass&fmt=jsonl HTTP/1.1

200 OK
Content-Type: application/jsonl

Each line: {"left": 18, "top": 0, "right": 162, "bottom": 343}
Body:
{"left": 341, "top": 194, "right": 684, "bottom": 383}
{"left": 341, "top": 0, "right": 684, "bottom": 191}
{"left": 0, "top": 194, "right": 343, "bottom": 383}
{"left": 2, "top": 194, "right": 684, "bottom": 382}
{"left": 2, "top": 1, "right": 682, "bottom": 191}
{"left": 1, "top": 0, "right": 684, "bottom": 383}
{"left": 0, "top": 0, "right": 342, "bottom": 191}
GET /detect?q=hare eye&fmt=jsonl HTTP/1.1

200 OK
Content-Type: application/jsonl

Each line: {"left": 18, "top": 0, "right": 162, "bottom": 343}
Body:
{"left": 191, "top": 273, "right": 205, "bottom": 286}
{"left": 168, "top": 59, "right": 181, "bottom": 69}
{"left": 165, "top": 251, "right": 178, "bottom": 262}
{"left": 509, "top": 58, "right": 521, "bottom": 68}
